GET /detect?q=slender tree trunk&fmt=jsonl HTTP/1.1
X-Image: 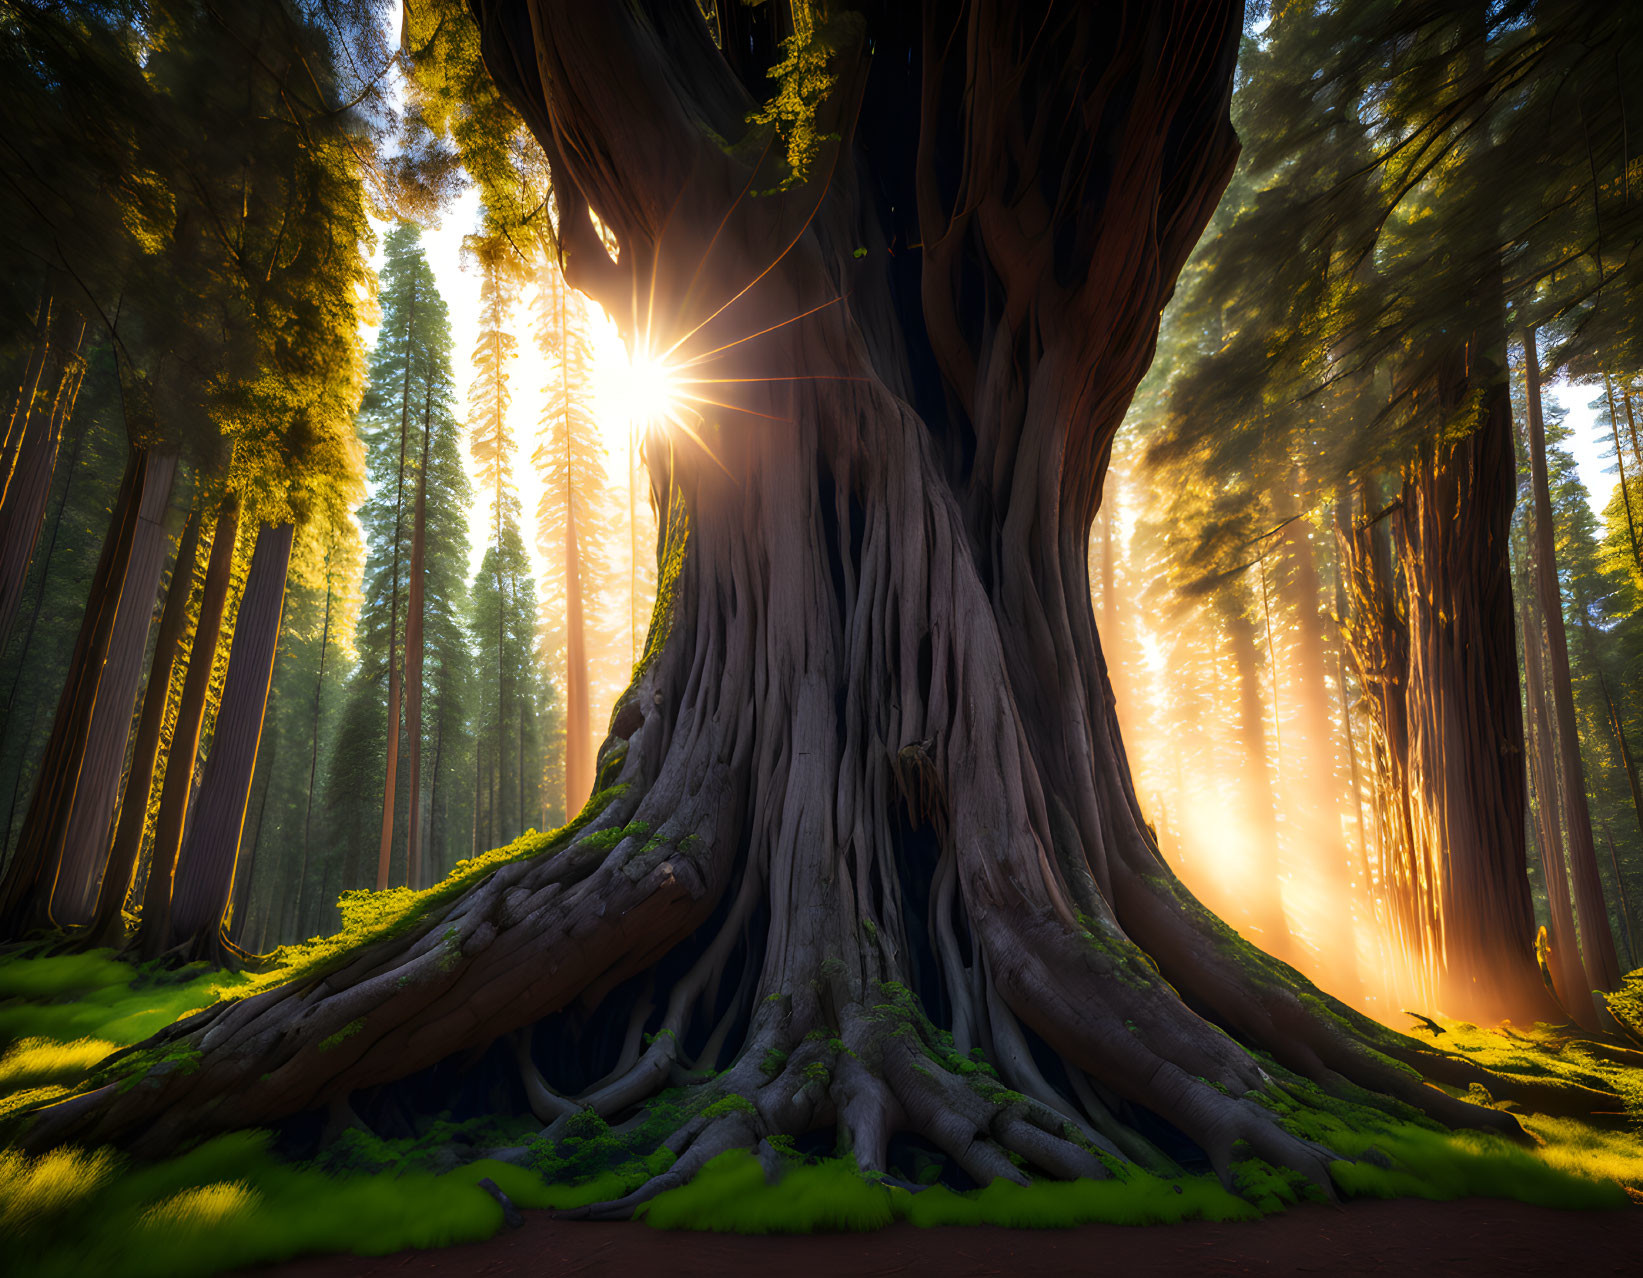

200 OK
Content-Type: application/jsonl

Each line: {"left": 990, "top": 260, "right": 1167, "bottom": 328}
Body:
{"left": 560, "top": 276, "right": 592, "bottom": 818}
{"left": 1522, "top": 329, "right": 1619, "bottom": 995}
{"left": 0, "top": 300, "right": 86, "bottom": 654}
{"left": 167, "top": 521, "right": 295, "bottom": 961}
{"left": 0, "top": 446, "right": 145, "bottom": 937}
{"left": 405, "top": 387, "right": 433, "bottom": 889}
{"left": 1597, "top": 815, "right": 1636, "bottom": 971}
{"left": 1220, "top": 590, "right": 1287, "bottom": 948}
{"left": 87, "top": 500, "right": 204, "bottom": 948}
{"left": 0, "top": 281, "right": 55, "bottom": 504}
{"left": 1517, "top": 539, "right": 1588, "bottom": 1016}
{"left": 140, "top": 497, "right": 240, "bottom": 960}
{"left": 0, "top": 407, "right": 88, "bottom": 856}
{"left": 1602, "top": 373, "right": 1643, "bottom": 583}
{"left": 52, "top": 453, "right": 180, "bottom": 923}
{"left": 294, "top": 547, "right": 335, "bottom": 937}
{"left": 1278, "top": 502, "right": 1357, "bottom": 995}
{"left": 376, "top": 278, "right": 418, "bottom": 889}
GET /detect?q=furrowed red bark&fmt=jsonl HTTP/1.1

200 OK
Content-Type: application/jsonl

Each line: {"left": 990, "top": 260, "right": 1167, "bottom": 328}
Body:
{"left": 52, "top": 452, "right": 179, "bottom": 924}
{"left": 1522, "top": 329, "right": 1620, "bottom": 996}
{"left": 0, "top": 446, "right": 144, "bottom": 938}
{"left": 140, "top": 497, "right": 240, "bottom": 961}
{"left": 167, "top": 521, "right": 294, "bottom": 961}
{"left": 87, "top": 501, "right": 205, "bottom": 948}
{"left": 1394, "top": 331, "right": 1555, "bottom": 1025}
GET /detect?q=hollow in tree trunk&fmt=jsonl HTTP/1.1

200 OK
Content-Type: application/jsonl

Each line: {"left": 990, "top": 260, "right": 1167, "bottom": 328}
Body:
{"left": 28, "top": 1, "right": 1549, "bottom": 1193}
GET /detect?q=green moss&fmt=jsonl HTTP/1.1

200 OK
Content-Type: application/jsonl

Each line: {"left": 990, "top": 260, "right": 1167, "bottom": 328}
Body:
{"left": 759, "top": 1049, "right": 788, "bottom": 1076}
{"left": 316, "top": 1020, "right": 364, "bottom": 1052}
{"left": 0, "top": 1131, "right": 571, "bottom": 1278}
{"left": 702, "top": 1095, "right": 756, "bottom": 1119}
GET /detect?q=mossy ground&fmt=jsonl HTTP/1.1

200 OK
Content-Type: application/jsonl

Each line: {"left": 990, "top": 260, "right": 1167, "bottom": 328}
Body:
{"left": 3, "top": 930, "right": 1641, "bottom": 1273}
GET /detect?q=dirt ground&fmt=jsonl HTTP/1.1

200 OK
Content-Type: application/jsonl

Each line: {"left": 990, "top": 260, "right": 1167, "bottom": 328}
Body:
{"left": 243, "top": 1197, "right": 1643, "bottom": 1277}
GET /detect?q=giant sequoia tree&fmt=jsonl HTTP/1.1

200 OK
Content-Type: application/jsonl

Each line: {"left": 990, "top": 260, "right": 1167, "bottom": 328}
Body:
{"left": 27, "top": 0, "right": 1535, "bottom": 1200}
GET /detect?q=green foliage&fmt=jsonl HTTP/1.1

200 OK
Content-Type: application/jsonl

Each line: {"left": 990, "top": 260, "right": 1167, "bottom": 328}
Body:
{"left": 745, "top": 10, "right": 862, "bottom": 193}
{"left": 0, "top": 1130, "right": 567, "bottom": 1278}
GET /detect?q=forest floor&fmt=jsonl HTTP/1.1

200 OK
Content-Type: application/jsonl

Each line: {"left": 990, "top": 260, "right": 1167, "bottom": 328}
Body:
{"left": 241, "top": 1197, "right": 1643, "bottom": 1277}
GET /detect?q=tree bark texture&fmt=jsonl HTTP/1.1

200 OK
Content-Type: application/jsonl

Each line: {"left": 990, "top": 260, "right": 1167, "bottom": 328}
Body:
{"left": 140, "top": 497, "right": 240, "bottom": 960}
{"left": 167, "top": 521, "right": 294, "bottom": 961}
{"left": 31, "top": 1, "right": 1544, "bottom": 1190}
{"left": 0, "top": 446, "right": 145, "bottom": 937}
{"left": 1522, "top": 331, "right": 1620, "bottom": 997}
{"left": 1393, "top": 336, "right": 1553, "bottom": 1025}
{"left": 1335, "top": 483, "right": 1431, "bottom": 1010}
{"left": 87, "top": 502, "right": 204, "bottom": 948}
{"left": 52, "top": 452, "right": 179, "bottom": 924}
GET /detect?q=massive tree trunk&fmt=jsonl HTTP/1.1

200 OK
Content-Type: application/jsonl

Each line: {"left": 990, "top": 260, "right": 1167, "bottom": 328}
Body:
{"left": 1522, "top": 331, "right": 1620, "bottom": 998}
{"left": 52, "top": 452, "right": 179, "bottom": 923}
{"left": 1393, "top": 330, "right": 1555, "bottom": 1026}
{"left": 85, "top": 496, "right": 204, "bottom": 948}
{"left": 31, "top": 0, "right": 1540, "bottom": 1191}
{"left": 165, "top": 521, "right": 294, "bottom": 962}
{"left": 0, "top": 446, "right": 145, "bottom": 938}
{"left": 140, "top": 497, "right": 240, "bottom": 961}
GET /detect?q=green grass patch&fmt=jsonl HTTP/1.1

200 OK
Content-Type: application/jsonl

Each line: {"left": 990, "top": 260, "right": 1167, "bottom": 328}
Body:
{"left": 0, "top": 1130, "right": 571, "bottom": 1278}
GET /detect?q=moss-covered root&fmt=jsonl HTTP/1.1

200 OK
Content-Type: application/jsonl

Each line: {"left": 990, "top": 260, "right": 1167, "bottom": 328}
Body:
{"left": 548, "top": 991, "right": 1342, "bottom": 1223}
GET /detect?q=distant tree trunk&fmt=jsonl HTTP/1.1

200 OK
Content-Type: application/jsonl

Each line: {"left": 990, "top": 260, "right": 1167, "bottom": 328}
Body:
{"left": 0, "top": 409, "right": 89, "bottom": 856}
{"left": 1517, "top": 542, "right": 1588, "bottom": 1018}
{"left": 1522, "top": 329, "right": 1619, "bottom": 997}
{"left": 1278, "top": 501, "right": 1356, "bottom": 995}
{"left": 1219, "top": 588, "right": 1287, "bottom": 948}
{"left": 1601, "top": 671, "right": 1643, "bottom": 857}
{"left": 166, "top": 520, "right": 294, "bottom": 962}
{"left": 1394, "top": 326, "right": 1555, "bottom": 1023}
{"left": 560, "top": 276, "right": 591, "bottom": 819}
{"left": 86, "top": 499, "right": 204, "bottom": 948}
{"left": 376, "top": 277, "right": 418, "bottom": 890}
{"left": 294, "top": 547, "right": 335, "bottom": 938}
{"left": 1601, "top": 374, "right": 1643, "bottom": 583}
{"left": 0, "top": 295, "right": 86, "bottom": 654}
{"left": 405, "top": 390, "right": 432, "bottom": 889}
{"left": 139, "top": 496, "right": 240, "bottom": 961}
{"left": 0, "top": 446, "right": 145, "bottom": 938}
{"left": 52, "top": 452, "right": 179, "bottom": 923}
